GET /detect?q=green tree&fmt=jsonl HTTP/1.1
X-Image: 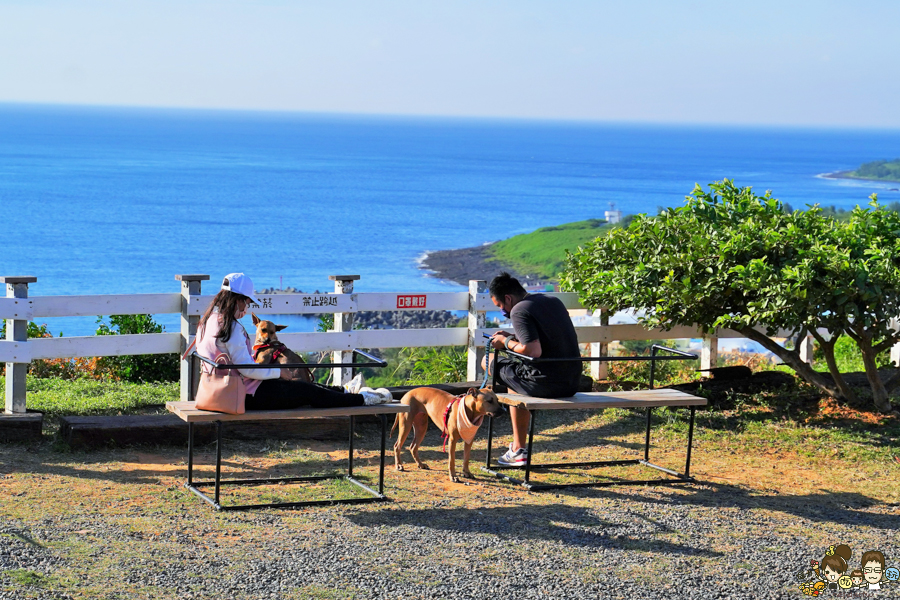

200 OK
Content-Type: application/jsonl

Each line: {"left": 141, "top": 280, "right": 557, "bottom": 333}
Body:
{"left": 562, "top": 180, "right": 900, "bottom": 413}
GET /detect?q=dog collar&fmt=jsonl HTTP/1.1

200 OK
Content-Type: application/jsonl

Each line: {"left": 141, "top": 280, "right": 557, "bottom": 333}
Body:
{"left": 253, "top": 343, "right": 284, "bottom": 362}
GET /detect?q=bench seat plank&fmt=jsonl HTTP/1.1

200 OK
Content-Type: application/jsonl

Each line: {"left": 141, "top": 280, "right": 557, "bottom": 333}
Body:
{"left": 496, "top": 389, "right": 707, "bottom": 410}
{"left": 166, "top": 401, "right": 408, "bottom": 423}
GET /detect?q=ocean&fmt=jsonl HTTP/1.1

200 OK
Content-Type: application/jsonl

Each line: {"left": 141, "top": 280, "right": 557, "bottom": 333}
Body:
{"left": 2, "top": 103, "right": 899, "bottom": 336}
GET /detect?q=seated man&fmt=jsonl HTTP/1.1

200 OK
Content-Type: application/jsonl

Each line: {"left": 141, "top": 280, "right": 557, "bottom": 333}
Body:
{"left": 483, "top": 272, "right": 582, "bottom": 466}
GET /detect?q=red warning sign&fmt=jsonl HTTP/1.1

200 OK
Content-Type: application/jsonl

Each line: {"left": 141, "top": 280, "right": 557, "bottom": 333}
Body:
{"left": 396, "top": 294, "right": 427, "bottom": 309}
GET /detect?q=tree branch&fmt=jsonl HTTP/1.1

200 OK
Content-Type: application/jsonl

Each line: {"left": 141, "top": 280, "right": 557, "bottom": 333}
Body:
{"left": 736, "top": 325, "right": 843, "bottom": 399}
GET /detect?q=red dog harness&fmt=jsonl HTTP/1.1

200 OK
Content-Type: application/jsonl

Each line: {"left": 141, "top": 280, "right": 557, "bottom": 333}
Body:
{"left": 252, "top": 343, "right": 284, "bottom": 363}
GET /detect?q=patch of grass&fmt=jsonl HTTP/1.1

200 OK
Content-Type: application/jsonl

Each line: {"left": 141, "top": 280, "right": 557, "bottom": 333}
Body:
{"left": 0, "top": 375, "right": 177, "bottom": 416}
{"left": 292, "top": 585, "right": 358, "bottom": 600}
{"left": 4, "top": 569, "right": 50, "bottom": 587}
{"left": 488, "top": 219, "right": 617, "bottom": 280}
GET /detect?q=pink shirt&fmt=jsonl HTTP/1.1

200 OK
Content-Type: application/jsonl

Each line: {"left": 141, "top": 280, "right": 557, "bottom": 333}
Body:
{"left": 196, "top": 312, "right": 280, "bottom": 395}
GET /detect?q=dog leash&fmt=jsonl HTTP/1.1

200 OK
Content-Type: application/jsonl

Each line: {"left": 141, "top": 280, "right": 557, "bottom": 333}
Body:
{"left": 480, "top": 336, "right": 492, "bottom": 389}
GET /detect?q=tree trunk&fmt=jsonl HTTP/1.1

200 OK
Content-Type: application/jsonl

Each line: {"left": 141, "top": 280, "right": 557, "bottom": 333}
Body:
{"left": 809, "top": 330, "right": 859, "bottom": 403}
{"left": 853, "top": 329, "right": 895, "bottom": 414}
{"left": 736, "top": 326, "right": 844, "bottom": 398}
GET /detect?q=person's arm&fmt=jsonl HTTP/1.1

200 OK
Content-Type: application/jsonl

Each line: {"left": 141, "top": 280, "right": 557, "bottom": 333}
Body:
{"left": 221, "top": 327, "right": 281, "bottom": 380}
{"left": 492, "top": 333, "right": 542, "bottom": 358}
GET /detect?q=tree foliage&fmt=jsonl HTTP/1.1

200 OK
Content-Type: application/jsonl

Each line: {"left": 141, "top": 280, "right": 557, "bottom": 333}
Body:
{"left": 562, "top": 180, "right": 900, "bottom": 412}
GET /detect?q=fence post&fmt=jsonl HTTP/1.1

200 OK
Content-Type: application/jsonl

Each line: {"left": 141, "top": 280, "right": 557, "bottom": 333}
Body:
{"left": 701, "top": 331, "right": 718, "bottom": 370}
{"left": 3, "top": 277, "right": 36, "bottom": 414}
{"left": 467, "top": 280, "right": 487, "bottom": 382}
{"left": 590, "top": 308, "right": 609, "bottom": 381}
{"left": 891, "top": 319, "right": 900, "bottom": 367}
{"left": 176, "top": 274, "right": 209, "bottom": 403}
{"left": 330, "top": 275, "right": 359, "bottom": 387}
{"left": 798, "top": 334, "right": 814, "bottom": 365}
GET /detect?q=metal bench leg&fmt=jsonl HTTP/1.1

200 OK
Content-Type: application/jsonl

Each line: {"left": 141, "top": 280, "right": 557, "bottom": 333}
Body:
{"left": 379, "top": 413, "right": 386, "bottom": 495}
{"left": 485, "top": 415, "right": 494, "bottom": 468}
{"left": 187, "top": 422, "right": 194, "bottom": 486}
{"left": 644, "top": 407, "right": 652, "bottom": 462}
{"left": 214, "top": 420, "right": 222, "bottom": 507}
{"left": 685, "top": 406, "right": 696, "bottom": 478}
{"left": 348, "top": 415, "right": 355, "bottom": 478}
{"left": 524, "top": 410, "right": 536, "bottom": 485}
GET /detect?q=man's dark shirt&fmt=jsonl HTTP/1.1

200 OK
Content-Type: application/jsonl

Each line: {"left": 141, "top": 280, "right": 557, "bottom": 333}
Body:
{"left": 509, "top": 293, "right": 581, "bottom": 389}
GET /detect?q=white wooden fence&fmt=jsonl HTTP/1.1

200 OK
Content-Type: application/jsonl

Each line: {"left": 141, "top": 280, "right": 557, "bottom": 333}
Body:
{"left": 1, "top": 274, "right": 815, "bottom": 415}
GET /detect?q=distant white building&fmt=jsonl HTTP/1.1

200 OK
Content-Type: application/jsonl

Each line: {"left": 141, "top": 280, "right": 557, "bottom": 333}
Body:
{"left": 604, "top": 209, "right": 622, "bottom": 224}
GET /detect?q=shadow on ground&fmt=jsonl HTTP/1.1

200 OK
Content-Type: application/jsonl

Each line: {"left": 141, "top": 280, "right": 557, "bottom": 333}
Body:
{"left": 564, "top": 482, "right": 899, "bottom": 532}
{"left": 346, "top": 502, "right": 724, "bottom": 557}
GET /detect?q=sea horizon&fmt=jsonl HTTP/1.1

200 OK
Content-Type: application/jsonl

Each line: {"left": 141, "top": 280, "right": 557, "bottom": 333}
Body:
{"left": 7, "top": 100, "right": 900, "bottom": 134}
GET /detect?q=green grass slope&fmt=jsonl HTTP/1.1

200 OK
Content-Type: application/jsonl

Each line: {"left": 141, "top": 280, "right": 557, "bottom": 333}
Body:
{"left": 487, "top": 218, "right": 616, "bottom": 281}
{"left": 846, "top": 158, "right": 900, "bottom": 183}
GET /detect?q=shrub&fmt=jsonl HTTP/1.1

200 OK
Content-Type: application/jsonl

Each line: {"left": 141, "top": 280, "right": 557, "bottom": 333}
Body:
{"left": 403, "top": 346, "right": 468, "bottom": 385}
{"left": 93, "top": 315, "right": 178, "bottom": 382}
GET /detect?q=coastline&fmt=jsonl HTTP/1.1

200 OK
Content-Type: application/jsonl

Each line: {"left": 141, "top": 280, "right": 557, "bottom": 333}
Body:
{"left": 419, "top": 242, "right": 556, "bottom": 288}
{"left": 819, "top": 170, "right": 900, "bottom": 185}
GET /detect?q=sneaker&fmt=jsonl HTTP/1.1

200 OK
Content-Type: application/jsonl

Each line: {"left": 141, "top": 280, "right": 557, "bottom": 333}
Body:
{"left": 361, "top": 390, "right": 389, "bottom": 406}
{"left": 497, "top": 445, "right": 528, "bottom": 466}
{"left": 344, "top": 373, "right": 365, "bottom": 394}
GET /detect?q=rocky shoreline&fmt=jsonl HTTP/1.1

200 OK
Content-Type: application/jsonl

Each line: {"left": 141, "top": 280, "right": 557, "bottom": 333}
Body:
{"left": 252, "top": 241, "right": 554, "bottom": 331}
{"left": 419, "top": 242, "right": 556, "bottom": 288}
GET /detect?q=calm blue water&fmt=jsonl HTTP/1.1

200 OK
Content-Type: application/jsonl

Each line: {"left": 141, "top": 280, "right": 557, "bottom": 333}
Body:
{"left": 2, "top": 103, "right": 900, "bottom": 336}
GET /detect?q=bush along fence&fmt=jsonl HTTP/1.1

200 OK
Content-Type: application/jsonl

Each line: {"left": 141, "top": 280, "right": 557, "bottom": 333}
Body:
{"left": 2, "top": 273, "right": 829, "bottom": 419}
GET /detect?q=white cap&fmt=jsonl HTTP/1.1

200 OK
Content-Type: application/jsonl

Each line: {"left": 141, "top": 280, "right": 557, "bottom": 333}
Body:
{"left": 221, "top": 273, "right": 259, "bottom": 305}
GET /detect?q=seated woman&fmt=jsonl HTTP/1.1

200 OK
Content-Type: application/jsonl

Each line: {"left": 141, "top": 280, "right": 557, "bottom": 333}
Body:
{"left": 196, "top": 273, "right": 391, "bottom": 409}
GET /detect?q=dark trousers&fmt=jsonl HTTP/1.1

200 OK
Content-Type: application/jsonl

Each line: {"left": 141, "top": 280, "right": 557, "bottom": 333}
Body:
{"left": 492, "top": 357, "right": 579, "bottom": 398}
{"left": 246, "top": 379, "right": 364, "bottom": 410}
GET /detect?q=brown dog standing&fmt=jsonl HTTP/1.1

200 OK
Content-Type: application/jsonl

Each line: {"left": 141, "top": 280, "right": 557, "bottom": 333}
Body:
{"left": 392, "top": 386, "right": 503, "bottom": 482}
{"left": 250, "top": 313, "right": 313, "bottom": 383}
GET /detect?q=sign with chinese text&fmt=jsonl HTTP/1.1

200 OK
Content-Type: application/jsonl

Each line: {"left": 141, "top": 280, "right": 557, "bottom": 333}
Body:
{"left": 396, "top": 294, "right": 427, "bottom": 309}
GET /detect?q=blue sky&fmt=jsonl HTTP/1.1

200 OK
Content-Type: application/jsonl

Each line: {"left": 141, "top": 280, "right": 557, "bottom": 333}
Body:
{"left": 1, "top": 0, "right": 898, "bottom": 127}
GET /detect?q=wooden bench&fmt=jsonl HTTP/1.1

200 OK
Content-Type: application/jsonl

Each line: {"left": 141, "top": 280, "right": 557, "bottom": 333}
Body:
{"left": 481, "top": 389, "right": 707, "bottom": 490}
{"left": 167, "top": 401, "right": 409, "bottom": 511}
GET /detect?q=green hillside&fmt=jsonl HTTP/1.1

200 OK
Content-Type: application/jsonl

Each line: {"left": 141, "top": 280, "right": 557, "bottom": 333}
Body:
{"left": 846, "top": 159, "right": 900, "bottom": 182}
{"left": 487, "top": 218, "right": 619, "bottom": 280}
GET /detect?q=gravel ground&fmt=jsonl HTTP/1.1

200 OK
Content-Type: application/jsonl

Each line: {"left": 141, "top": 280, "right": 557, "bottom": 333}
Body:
{"left": 2, "top": 403, "right": 898, "bottom": 600}
{"left": 2, "top": 478, "right": 898, "bottom": 600}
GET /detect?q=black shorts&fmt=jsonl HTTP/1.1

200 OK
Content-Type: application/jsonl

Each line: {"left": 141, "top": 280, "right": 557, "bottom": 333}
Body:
{"left": 246, "top": 379, "right": 364, "bottom": 411}
{"left": 491, "top": 356, "right": 579, "bottom": 398}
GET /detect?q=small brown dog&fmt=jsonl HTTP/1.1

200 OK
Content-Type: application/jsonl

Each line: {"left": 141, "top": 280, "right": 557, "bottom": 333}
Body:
{"left": 250, "top": 313, "right": 313, "bottom": 383}
{"left": 392, "top": 386, "right": 503, "bottom": 482}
